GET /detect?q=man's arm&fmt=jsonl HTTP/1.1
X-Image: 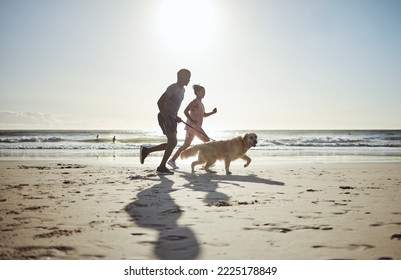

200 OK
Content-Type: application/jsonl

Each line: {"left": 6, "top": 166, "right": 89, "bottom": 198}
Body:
{"left": 157, "top": 92, "right": 169, "bottom": 119}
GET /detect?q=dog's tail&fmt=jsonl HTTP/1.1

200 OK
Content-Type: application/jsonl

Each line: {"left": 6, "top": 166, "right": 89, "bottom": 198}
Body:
{"left": 180, "top": 145, "right": 201, "bottom": 159}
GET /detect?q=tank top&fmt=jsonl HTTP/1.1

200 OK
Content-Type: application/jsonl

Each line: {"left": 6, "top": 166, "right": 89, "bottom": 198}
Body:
{"left": 186, "top": 99, "right": 205, "bottom": 129}
{"left": 163, "top": 83, "right": 185, "bottom": 118}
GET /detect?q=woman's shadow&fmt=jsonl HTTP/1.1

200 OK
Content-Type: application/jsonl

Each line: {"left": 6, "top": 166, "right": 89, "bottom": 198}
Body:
{"left": 125, "top": 176, "right": 200, "bottom": 259}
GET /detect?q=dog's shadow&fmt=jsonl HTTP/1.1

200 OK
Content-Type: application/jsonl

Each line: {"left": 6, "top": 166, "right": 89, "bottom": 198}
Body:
{"left": 177, "top": 171, "right": 284, "bottom": 204}
{"left": 213, "top": 173, "right": 285, "bottom": 186}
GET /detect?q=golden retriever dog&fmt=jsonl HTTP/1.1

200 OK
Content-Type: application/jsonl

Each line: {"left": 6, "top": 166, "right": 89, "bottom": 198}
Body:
{"left": 180, "top": 133, "right": 258, "bottom": 175}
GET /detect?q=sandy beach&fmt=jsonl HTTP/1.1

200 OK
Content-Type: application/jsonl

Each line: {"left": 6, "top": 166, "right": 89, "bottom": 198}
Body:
{"left": 1, "top": 158, "right": 401, "bottom": 260}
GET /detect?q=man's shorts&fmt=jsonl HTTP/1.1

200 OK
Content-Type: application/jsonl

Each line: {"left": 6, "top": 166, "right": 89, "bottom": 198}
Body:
{"left": 158, "top": 113, "right": 177, "bottom": 135}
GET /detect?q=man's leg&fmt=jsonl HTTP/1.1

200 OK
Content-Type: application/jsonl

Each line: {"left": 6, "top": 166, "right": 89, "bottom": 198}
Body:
{"left": 140, "top": 143, "right": 168, "bottom": 164}
{"left": 148, "top": 143, "right": 168, "bottom": 153}
{"left": 159, "top": 132, "right": 177, "bottom": 169}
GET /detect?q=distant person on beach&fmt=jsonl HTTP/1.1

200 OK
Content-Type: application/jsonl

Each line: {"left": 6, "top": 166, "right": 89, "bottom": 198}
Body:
{"left": 112, "top": 136, "right": 116, "bottom": 143}
{"left": 140, "top": 69, "right": 191, "bottom": 175}
{"left": 167, "top": 84, "right": 217, "bottom": 169}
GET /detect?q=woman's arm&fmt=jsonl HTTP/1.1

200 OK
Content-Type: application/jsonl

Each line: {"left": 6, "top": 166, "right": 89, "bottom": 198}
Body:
{"left": 204, "top": 108, "right": 217, "bottom": 118}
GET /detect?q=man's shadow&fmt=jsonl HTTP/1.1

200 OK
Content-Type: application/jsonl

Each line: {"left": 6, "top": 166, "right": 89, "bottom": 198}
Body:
{"left": 125, "top": 176, "right": 199, "bottom": 259}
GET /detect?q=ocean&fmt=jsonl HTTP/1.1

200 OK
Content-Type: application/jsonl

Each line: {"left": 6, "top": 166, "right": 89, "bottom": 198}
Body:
{"left": 1, "top": 129, "right": 401, "bottom": 164}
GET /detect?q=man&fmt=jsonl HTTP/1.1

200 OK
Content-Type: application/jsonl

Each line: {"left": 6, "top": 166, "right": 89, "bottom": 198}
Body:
{"left": 140, "top": 69, "right": 191, "bottom": 175}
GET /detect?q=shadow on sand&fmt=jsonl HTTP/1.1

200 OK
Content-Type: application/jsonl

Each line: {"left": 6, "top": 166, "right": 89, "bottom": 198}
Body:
{"left": 178, "top": 171, "right": 284, "bottom": 204}
{"left": 125, "top": 171, "right": 284, "bottom": 259}
{"left": 125, "top": 176, "right": 200, "bottom": 260}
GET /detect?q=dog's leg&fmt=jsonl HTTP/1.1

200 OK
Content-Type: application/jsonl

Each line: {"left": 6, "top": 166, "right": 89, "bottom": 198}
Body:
{"left": 242, "top": 155, "right": 251, "bottom": 167}
{"left": 204, "top": 160, "right": 217, "bottom": 173}
{"left": 224, "top": 157, "right": 232, "bottom": 175}
{"left": 191, "top": 160, "right": 200, "bottom": 173}
{"left": 191, "top": 155, "right": 206, "bottom": 173}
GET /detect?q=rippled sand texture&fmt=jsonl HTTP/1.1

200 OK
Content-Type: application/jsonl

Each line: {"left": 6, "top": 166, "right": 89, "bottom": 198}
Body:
{"left": 1, "top": 161, "right": 400, "bottom": 259}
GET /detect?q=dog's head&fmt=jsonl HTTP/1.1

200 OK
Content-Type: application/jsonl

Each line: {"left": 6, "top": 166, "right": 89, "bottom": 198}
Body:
{"left": 243, "top": 133, "right": 258, "bottom": 148}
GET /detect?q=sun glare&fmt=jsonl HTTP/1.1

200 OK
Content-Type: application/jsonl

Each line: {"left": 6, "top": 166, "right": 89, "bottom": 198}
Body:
{"left": 156, "top": 0, "right": 218, "bottom": 55}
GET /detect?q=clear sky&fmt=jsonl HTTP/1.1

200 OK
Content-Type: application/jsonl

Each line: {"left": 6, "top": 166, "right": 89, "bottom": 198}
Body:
{"left": 1, "top": 0, "right": 400, "bottom": 130}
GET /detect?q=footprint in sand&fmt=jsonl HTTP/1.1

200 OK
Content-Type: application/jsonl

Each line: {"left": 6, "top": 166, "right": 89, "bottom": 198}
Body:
{"left": 390, "top": 233, "right": 401, "bottom": 240}
{"left": 23, "top": 206, "right": 49, "bottom": 211}
{"left": 207, "top": 200, "right": 232, "bottom": 207}
{"left": 312, "top": 244, "right": 375, "bottom": 250}
{"left": 131, "top": 233, "right": 146, "bottom": 236}
{"left": 243, "top": 226, "right": 292, "bottom": 233}
{"left": 63, "top": 180, "right": 74, "bottom": 184}
{"left": 57, "top": 164, "right": 86, "bottom": 169}
{"left": 339, "top": 186, "right": 354, "bottom": 190}
{"left": 34, "top": 229, "right": 82, "bottom": 239}
{"left": 0, "top": 245, "right": 76, "bottom": 259}
{"left": 369, "top": 222, "right": 384, "bottom": 227}
{"left": 18, "top": 165, "right": 50, "bottom": 170}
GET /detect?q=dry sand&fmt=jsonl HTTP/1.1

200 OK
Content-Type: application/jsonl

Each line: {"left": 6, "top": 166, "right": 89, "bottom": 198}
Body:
{"left": 1, "top": 159, "right": 400, "bottom": 260}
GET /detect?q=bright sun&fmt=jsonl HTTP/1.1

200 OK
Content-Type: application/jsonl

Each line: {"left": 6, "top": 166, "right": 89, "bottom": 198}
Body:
{"left": 156, "top": 0, "right": 218, "bottom": 55}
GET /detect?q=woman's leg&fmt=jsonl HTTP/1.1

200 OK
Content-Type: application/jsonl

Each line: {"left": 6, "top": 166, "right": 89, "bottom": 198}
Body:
{"left": 171, "top": 132, "right": 195, "bottom": 161}
{"left": 195, "top": 126, "right": 210, "bottom": 143}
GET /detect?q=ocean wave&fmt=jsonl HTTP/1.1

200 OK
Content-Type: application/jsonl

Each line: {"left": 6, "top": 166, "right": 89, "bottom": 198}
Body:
{"left": 1, "top": 130, "right": 401, "bottom": 150}
{"left": 79, "top": 137, "right": 165, "bottom": 144}
{"left": 271, "top": 140, "right": 400, "bottom": 148}
{"left": 0, "top": 137, "right": 63, "bottom": 143}
{"left": 382, "top": 136, "right": 401, "bottom": 141}
{"left": 266, "top": 135, "right": 401, "bottom": 148}
{"left": 2, "top": 143, "right": 401, "bottom": 150}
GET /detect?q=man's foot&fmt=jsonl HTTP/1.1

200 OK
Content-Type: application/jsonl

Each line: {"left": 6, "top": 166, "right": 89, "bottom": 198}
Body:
{"left": 167, "top": 159, "right": 179, "bottom": 169}
{"left": 157, "top": 166, "right": 174, "bottom": 175}
{"left": 140, "top": 146, "right": 148, "bottom": 164}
